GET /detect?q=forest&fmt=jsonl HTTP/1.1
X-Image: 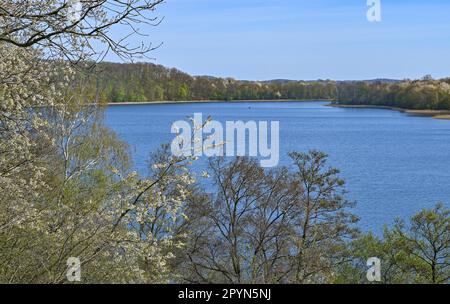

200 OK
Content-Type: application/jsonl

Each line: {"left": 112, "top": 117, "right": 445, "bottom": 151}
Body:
{"left": 0, "top": 1, "right": 449, "bottom": 284}
{"left": 335, "top": 77, "right": 450, "bottom": 110}
{"left": 87, "top": 62, "right": 337, "bottom": 102}
{"left": 88, "top": 62, "right": 450, "bottom": 111}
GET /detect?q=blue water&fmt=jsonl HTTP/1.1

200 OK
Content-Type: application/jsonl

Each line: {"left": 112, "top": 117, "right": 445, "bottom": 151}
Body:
{"left": 105, "top": 101, "right": 450, "bottom": 233}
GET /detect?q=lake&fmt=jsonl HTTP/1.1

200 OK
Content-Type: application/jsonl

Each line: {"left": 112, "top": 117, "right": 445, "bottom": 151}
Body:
{"left": 105, "top": 101, "right": 450, "bottom": 233}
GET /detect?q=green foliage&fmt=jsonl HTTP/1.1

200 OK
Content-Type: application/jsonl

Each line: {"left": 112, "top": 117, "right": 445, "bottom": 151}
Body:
{"left": 87, "top": 62, "right": 336, "bottom": 103}
{"left": 336, "top": 79, "right": 450, "bottom": 110}
{"left": 178, "top": 84, "right": 190, "bottom": 100}
{"left": 86, "top": 63, "right": 450, "bottom": 111}
{"left": 336, "top": 204, "right": 449, "bottom": 284}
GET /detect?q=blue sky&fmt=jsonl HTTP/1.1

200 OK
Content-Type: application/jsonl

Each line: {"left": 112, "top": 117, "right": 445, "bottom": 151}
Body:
{"left": 108, "top": 0, "right": 450, "bottom": 80}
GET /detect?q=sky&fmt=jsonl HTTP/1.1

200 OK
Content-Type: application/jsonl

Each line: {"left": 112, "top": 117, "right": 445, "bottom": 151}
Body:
{"left": 107, "top": 0, "right": 450, "bottom": 81}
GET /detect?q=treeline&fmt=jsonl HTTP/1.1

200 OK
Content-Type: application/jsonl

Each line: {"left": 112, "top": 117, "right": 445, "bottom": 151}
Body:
{"left": 87, "top": 62, "right": 336, "bottom": 102}
{"left": 87, "top": 62, "right": 450, "bottom": 111}
{"left": 336, "top": 77, "right": 450, "bottom": 110}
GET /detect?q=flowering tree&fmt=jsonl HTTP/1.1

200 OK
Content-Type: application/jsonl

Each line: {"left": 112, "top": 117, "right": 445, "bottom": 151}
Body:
{"left": 0, "top": 43, "right": 197, "bottom": 282}
{"left": 0, "top": 0, "right": 164, "bottom": 62}
{"left": 0, "top": 0, "right": 195, "bottom": 283}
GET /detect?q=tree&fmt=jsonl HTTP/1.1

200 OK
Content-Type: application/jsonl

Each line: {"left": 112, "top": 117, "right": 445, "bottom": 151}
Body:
{"left": 178, "top": 84, "right": 190, "bottom": 100}
{"left": 338, "top": 204, "right": 449, "bottom": 284}
{"left": 0, "top": 0, "right": 193, "bottom": 283}
{"left": 179, "top": 152, "right": 359, "bottom": 284}
{"left": 336, "top": 79, "right": 450, "bottom": 111}
{"left": 0, "top": 82, "right": 197, "bottom": 282}
{"left": 391, "top": 203, "right": 449, "bottom": 283}
{"left": 0, "top": 0, "right": 165, "bottom": 62}
{"left": 152, "top": 85, "right": 165, "bottom": 101}
{"left": 287, "top": 150, "right": 359, "bottom": 283}
{"left": 180, "top": 157, "right": 296, "bottom": 283}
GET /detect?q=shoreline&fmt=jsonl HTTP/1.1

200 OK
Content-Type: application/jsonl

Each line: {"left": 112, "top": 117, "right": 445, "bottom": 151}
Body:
{"left": 104, "top": 100, "right": 450, "bottom": 121}
{"left": 105, "top": 99, "right": 333, "bottom": 106}
{"left": 328, "top": 104, "right": 450, "bottom": 120}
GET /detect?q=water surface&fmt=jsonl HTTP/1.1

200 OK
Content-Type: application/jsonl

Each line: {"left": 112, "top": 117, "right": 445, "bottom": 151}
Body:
{"left": 105, "top": 101, "right": 450, "bottom": 233}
